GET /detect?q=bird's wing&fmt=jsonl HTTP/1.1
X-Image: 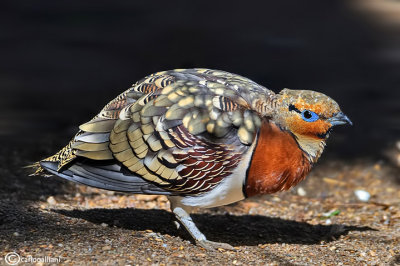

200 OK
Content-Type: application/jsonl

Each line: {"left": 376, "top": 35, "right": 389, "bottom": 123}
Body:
{"left": 41, "top": 69, "right": 276, "bottom": 195}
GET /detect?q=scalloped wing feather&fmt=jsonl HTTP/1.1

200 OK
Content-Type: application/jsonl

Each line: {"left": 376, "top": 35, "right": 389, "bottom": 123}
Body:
{"left": 38, "top": 69, "right": 276, "bottom": 195}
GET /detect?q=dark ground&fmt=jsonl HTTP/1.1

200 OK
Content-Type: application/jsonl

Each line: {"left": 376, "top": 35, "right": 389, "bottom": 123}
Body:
{"left": 0, "top": 0, "right": 399, "bottom": 265}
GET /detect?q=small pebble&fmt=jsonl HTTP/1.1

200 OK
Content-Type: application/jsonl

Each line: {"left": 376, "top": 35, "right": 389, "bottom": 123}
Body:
{"left": 325, "top": 219, "right": 332, "bottom": 225}
{"left": 272, "top": 197, "right": 281, "bottom": 202}
{"left": 101, "top": 223, "right": 108, "bottom": 227}
{"left": 248, "top": 208, "right": 257, "bottom": 214}
{"left": 102, "top": 245, "right": 112, "bottom": 251}
{"left": 147, "top": 232, "right": 157, "bottom": 238}
{"left": 297, "top": 187, "right": 307, "bottom": 196}
{"left": 13, "top": 232, "right": 19, "bottom": 236}
{"left": 383, "top": 217, "right": 390, "bottom": 225}
{"left": 354, "top": 190, "right": 370, "bottom": 202}
{"left": 47, "top": 196, "right": 57, "bottom": 205}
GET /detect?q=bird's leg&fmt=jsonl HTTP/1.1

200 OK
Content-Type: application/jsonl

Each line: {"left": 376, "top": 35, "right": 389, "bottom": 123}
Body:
{"left": 168, "top": 196, "right": 234, "bottom": 251}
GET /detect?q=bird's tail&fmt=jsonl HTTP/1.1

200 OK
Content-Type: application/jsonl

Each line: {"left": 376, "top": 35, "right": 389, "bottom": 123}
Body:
{"left": 25, "top": 139, "right": 77, "bottom": 176}
{"left": 24, "top": 161, "right": 46, "bottom": 176}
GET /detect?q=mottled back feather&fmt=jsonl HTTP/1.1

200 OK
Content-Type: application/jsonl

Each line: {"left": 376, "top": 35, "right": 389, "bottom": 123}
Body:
{"left": 36, "top": 69, "right": 276, "bottom": 195}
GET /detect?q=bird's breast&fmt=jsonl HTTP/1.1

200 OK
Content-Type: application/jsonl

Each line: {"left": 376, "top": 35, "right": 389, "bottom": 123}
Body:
{"left": 245, "top": 121, "right": 311, "bottom": 197}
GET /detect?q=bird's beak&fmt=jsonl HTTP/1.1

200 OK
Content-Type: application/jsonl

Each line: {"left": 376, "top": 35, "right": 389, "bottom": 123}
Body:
{"left": 328, "top": 112, "right": 353, "bottom": 126}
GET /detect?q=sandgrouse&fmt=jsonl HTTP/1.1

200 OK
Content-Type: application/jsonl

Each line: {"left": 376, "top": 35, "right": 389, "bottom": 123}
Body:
{"left": 32, "top": 69, "right": 352, "bottom": 250}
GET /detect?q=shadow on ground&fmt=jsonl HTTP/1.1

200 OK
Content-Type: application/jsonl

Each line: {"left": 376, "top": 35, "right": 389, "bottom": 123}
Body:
{"left": 55, "top": 208, "right": 373, "bottom": 246}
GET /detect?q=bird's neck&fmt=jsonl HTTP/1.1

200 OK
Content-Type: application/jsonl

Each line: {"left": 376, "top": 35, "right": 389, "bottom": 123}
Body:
{"left": 244, "top": 121, "right": 312, "bottom": 197}
{"left": 291, "top": 133, "right": 326, "bottom": 163}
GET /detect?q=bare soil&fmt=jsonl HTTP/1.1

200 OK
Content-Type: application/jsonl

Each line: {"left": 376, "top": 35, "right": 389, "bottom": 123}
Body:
{"left": 0, "top": 138, "right": 399, "bottom": 265}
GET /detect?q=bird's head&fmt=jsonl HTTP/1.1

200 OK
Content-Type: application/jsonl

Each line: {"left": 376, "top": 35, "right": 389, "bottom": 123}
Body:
{"left": 272, "top": 89, "right": 352, "bottom": 161}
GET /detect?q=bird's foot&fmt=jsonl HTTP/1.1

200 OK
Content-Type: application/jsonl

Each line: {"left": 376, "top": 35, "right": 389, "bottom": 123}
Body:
{"left": 169, "top": 198, "right": 235, "bottom": 251}
{"left": 197, "top": 239, "right": 235, "bottom": 251}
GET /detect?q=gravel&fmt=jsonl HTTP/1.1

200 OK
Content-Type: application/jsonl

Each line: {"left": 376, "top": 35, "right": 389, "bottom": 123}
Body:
{"left": 0, "top": 139, "right": 399, "bottom": 265}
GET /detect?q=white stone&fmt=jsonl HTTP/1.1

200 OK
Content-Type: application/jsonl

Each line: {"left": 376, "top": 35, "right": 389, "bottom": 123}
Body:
{"left": 297, "top": 187, "right": 307, "bottom": 196}
{"left": 354, "top": 189, "right": 371, "bottom": 202}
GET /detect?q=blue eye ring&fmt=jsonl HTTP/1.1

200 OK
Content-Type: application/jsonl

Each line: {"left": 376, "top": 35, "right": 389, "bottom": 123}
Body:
{"left": 301, "top": 110, "right": 319, "bottom": 122}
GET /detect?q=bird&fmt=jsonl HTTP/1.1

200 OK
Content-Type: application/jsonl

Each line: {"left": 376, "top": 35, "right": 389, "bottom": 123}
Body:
{"left": 31, "top": 68, "right": 352, "bottom": 250}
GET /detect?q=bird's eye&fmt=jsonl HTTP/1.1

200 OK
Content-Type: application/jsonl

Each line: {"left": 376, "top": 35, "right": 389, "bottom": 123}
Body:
{"left": 301, "top": 110, "right": 319, "bottom": 122}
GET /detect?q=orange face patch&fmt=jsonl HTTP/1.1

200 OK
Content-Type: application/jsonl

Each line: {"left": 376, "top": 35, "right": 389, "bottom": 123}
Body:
{"left": 283, "top": 99, "right": 338, "bottom": 138}
{"left": 277, "top": 89, "right": 342, "bottom": 139}
{"left": 285, "top": 115, "right": 331, "bottom": 138}
{"left": 292, "top": 99, "right": 336, "bottom": 119}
